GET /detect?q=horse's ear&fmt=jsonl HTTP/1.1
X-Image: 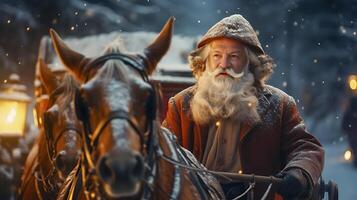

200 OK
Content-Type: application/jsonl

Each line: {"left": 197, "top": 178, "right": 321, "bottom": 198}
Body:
{"left": 50, "top": 29, "right": 88, "bottom": 82}
{"left": 38, "top": 58, "right": 58, "bottom": 94}
{"left": 143, "top": 17, "right": 174, "bottom": 74}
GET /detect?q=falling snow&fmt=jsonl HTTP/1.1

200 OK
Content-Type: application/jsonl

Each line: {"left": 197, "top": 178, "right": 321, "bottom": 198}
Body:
{"left": 0, "top": 1, "right": 356, "bottom": 197}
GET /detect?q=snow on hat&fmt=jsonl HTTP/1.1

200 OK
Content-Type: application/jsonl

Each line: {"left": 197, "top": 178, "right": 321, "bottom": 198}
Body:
{"left": 197, "top": 14, "right": 264, "bottom": 55}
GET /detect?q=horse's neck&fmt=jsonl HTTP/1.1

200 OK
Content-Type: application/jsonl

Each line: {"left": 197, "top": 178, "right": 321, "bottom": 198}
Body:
{"left": 37, "top": 129, "right": 54, "bottom": 174}
{"left": 153, "top": 128, "right": 224, "bottom": 200}
{"left": 152, "top": 128, "right": 186, "bottom": 199}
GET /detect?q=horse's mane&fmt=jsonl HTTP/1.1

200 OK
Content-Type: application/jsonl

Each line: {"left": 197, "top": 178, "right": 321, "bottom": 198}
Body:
{"left": 104, "top": 37, "right": 126, "bottom": 54}
{"left": 49, "top": 74, "right": 79, "bottom": 112}
{"left": 100, "top": 37, "right": 131, "bottom": 85}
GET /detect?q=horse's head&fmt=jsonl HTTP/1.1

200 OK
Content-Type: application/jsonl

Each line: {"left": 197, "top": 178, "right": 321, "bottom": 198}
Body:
{"left": 50, "top": 17, "right": 173, "bottom": 198}
{"left": 39, "top": 59, "right": 82, "bottom": 179}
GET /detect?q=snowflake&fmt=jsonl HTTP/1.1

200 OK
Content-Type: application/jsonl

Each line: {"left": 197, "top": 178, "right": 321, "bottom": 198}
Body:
{"left": 7, "top": 19, "right": 11, "bottom": 24}
{"left": 339, "top": 26, "right": 347, "bottom": 34}
{"left": 293, "top": 21, "right": 298, "bottom": 26}
{"left": 282, "top": 81, "right": 287, "bottom": 87}
{"left": 313, "top": 59, "right": 318, "bottom": 63}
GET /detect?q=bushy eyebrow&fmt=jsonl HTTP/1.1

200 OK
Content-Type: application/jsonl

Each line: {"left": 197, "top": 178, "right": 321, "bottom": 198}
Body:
{"left": 211, "top": 49, "right": 243, "bottom": 54}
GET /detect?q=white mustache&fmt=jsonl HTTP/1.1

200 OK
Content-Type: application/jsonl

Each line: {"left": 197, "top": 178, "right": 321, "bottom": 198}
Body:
{"left": 209, "top": 68, "right": 244, "bottom": 79}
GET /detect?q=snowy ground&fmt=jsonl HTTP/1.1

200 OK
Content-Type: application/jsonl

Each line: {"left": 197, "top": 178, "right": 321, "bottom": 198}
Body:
{"left": 322, "top": 139, "right": 357, "bottom": 200}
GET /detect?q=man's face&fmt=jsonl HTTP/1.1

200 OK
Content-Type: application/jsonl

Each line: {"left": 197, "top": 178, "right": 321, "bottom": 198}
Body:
{"left": 207, "top": 38, "right": 248, "bottom": 78}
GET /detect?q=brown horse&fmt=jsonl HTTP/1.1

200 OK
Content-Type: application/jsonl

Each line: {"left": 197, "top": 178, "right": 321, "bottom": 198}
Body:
{"left": 18, "top": 61, "right": 83, "bottom": 199}
{"left": 51, "top": 17, "right": 225, "bottom": 199}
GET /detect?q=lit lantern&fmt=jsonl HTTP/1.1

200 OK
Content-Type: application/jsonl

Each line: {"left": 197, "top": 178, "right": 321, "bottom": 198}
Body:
{"left": 344, "top": 150, "right": 352, "bottom": 161}
{"left": 0, "top": 74, "right": 31, "bottom": 137}
{"left": 348, "top": 74, "right": 357, "bottom": 91}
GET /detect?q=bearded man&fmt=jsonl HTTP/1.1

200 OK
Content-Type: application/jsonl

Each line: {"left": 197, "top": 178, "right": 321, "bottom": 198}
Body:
{"left": 162, "top": 14, "right": 324, "bottom": 200}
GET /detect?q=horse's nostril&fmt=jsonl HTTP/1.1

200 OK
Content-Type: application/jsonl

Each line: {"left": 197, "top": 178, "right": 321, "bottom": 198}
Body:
{"left": 132, "top": 154, "right": 145, "bottom": 180}
{"left": 55, "top": 152, "right": 66, "bottom": 172}
{"left": 55, "top": 151, "right": 79, "bottom": 176}
{"left": 97, "top": 156, "right": 114, "bottom": 183}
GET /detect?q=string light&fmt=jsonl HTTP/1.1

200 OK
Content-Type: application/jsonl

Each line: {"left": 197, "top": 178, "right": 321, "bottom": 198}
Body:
{"left": 215, "top": 121, "right": 220, "bottom": 127}
{"left": 344, "top": 150, "right": 352, "bottom": 161}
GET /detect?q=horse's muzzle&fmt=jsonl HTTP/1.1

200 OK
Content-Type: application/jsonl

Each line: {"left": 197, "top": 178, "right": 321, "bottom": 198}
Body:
{"left": 96, "top": 149, "right": 145, "bottom": 186}
{"left": 55, "top": 150, "right": 81, "bottom": 177}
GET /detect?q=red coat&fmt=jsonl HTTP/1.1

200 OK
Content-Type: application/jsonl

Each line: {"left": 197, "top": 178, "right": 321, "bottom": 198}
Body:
{"left": 162, "top": 84, "right": 324, "bottom": 199}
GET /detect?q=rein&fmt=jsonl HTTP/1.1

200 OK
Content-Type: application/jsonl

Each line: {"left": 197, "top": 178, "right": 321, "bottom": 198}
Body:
{"left": 158, "top": 151, "right": 281, "bottom": 200}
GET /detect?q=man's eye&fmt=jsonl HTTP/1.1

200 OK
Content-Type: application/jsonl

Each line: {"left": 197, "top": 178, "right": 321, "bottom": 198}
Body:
{"left": 213, "top": 54, "right": 221, "bottom": 58}
{"left": 231, "top": 54, "right": 240, "bottom": 58}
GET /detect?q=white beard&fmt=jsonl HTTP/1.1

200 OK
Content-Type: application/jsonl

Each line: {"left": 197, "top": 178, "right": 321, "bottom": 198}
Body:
{"left": 191, "top": 67, "right": 260, "bottom": 125}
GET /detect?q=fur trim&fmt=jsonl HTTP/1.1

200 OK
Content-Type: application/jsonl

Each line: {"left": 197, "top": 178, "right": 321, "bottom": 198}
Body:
{"left": 252, "top": 54, "right": 275, "bottom": 87}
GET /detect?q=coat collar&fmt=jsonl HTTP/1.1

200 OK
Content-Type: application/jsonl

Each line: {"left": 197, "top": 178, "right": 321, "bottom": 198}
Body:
{"left": 239, "top": 86, "right": 272, "bottom": 141}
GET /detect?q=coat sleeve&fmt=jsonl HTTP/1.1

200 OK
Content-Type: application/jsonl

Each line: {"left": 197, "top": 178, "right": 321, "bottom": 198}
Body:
{"left": 280, "top": 95, "right": 325, "bottom": 188}
{"left": 162, "top": 97, "right": 183, "bottom": 144}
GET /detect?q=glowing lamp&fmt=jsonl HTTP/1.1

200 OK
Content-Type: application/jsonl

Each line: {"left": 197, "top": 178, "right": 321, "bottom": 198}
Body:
{"left": 0, "top": 74, "right": 31, "bottom": 137}
{"left": 348, "top": 75, "right": 357, "bottom": 91}
{"left": 344, "top": 150, "right": 352, "bottom": 161}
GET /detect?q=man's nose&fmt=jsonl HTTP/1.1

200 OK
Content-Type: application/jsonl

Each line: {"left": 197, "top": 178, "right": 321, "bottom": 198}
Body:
{"left": 218, "top": 55, "right": 230, "bottom": 69}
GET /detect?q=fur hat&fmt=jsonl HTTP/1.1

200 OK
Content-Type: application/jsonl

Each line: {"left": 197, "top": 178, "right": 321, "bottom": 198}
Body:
{"left": 188, "top": 14, "right": 274, "bottom": 87}
{"left": 197, "top": 14, "right": 264, "bottom": 55}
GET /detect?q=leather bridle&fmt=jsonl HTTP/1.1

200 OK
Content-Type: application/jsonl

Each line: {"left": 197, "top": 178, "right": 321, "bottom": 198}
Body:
{"left": 43, "top": 88, "right": 82, "bottom": 164}
{"left": 75, "top": 53, "right": 158, "bottom": 198}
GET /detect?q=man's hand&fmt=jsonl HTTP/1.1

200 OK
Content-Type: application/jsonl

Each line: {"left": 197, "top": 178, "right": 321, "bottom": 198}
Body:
{"left": 276, "top": 168, "right": 310, "bottom": 199}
